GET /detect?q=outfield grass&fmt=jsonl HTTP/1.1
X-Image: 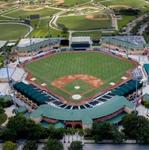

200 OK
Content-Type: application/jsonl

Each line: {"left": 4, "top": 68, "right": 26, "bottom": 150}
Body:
{"left": 57, "top": 16, "right": 111, "bottom": 30}
{"left": 26, "top": 52, "right": 135, "bottom": 101}
{"left": 0, "top": 23, "right": 29, "bottom": 40}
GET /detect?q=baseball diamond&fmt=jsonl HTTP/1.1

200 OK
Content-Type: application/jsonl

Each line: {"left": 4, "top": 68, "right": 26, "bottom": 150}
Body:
{"left": 25, "top": 51, "right": 136, "bottom": 103}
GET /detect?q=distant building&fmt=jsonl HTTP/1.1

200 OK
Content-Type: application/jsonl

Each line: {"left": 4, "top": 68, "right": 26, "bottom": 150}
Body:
{"left": 70, "top": 36, "right": 92, "bottom": 50}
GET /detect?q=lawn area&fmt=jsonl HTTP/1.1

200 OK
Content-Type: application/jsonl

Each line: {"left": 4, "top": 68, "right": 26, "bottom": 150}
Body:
{"left": 63, "top": 0, "right": 90, "bottom": 6}
{"left": 72, "top": 31, "right": 102, "bottom": 40}
{"left": 30, "top": 18, "right": 68, "bottom": 38}
{"left": 26, "top": 52, "right": 135, "bottom": 101}
{"left": 118, "top": 15, "right": 136, "bottom": 30}
{"left": 0, "top": 55, "right": 4, "bottom": 68}
{"left": 5, "top": 7, "right": 59, "bottom": 19}
{"left": 0, "top": 113, "right": 7, "bottom": 125}
{"left": 95, "top": 0, "right": 149, "bottom": 10}
{"left": 0, "top": 23, "right": 29, "bottom": 40}
{"left": 57, "top": 16, "right": 111, "bottom": 30}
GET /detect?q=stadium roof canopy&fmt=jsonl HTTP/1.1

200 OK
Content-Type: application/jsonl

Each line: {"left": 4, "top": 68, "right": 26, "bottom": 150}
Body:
{"left": 30, "top": 96, "right": 134, "bottom": 125}
{"left": 144, "top": 43, "right": 149, "bottom": 47}
{"left": 13, "top": 82, "right": 49, "bottom": 105}
{"left": 111, "top": 80, "right": 142, "bottom": 96}
{"left": 144, "top": 64, "right": 149, "bottom": 76}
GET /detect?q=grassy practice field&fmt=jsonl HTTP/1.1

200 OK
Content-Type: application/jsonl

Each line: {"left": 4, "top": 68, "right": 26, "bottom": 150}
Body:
{"left": 95, "top": 0, "right": 149, "bottom": 10}
{"left": 0, "top": 23, "right": 29, "bottom": 40}
{"left": 59, "top": 0, "right": 90, "bottom": 6}
{"left": 26, "top": 52, "right": 135, "bottom": 102}
{"left": 5, "top": 8, "right": 59, "bottom": 19}
{"left": 118, "top": 15, "right": 137, "bottom": 30}
{"left": 57, "top": 16, "right": 111, "bottom": 30}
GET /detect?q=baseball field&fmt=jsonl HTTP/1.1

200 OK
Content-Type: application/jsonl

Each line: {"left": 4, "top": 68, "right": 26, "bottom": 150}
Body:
{"left": 26, "top": 51, "right": 135, "bottom": 103}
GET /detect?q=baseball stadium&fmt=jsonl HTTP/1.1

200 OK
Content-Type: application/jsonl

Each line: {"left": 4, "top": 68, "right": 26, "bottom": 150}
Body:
{"left": 13, "top": 42, "right": 143, "bottom": 128}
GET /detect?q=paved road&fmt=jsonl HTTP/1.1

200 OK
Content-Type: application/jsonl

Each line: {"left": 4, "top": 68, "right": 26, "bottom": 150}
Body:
{"left": 83, "top": 144, "right": 149, "bottom": 150}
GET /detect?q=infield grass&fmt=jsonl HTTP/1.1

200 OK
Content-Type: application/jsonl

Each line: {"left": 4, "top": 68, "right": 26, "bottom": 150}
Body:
{"left": 64, "top": 80, "right": 93, "bottom": 95}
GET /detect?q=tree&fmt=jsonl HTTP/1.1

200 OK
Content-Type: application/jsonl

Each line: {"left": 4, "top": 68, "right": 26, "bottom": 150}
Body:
{"left": 1, "top": 128, "right": 17, "bottom": 141}
{"left": 84, "top": 128, "right": 92, "bottom": 137}
{"left": 43, "top": 139, "right": 63, "bottom": 150}
{"left": 0, "top": 107, "right": 4, "bottom": 114}
{"left": 48, "top": 127, "right": 64, "bottom": 140}
{"left": 6, "top": 115, "right": 48, "bottom": 140}
{"left": 23, "top": 141, "right": 38, "bottom": 150}
{"left": 143, "top": 101, "right": 149, "bottom": 115}
{"left": 92, "top": 122, "right": 124, "bottom": 143}
{"left": 3, "top": 141, "right": 17, "bottom": 150}
{"left": 122, "top": 113, "right": 149, "bottom": 143}
{"left": 68, "top": 141, "right": 83, "bottom": 150}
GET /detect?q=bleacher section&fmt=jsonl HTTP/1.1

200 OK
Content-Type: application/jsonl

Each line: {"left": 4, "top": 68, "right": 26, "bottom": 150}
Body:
{"left": 16, "top": 38, "right": 62, "bottom": 52}
{"left": 102, "top": 36, "right": 145, "bottom": 49}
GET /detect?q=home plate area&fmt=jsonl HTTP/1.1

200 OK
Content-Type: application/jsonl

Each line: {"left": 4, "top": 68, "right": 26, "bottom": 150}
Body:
{"left": 72, "top": 94, "right": 82, "bottom": 100}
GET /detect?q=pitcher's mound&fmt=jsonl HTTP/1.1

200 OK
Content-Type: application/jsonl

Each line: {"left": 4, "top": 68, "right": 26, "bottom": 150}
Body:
{"left": 74, "top": 86, "right": 80, "bottom": 89}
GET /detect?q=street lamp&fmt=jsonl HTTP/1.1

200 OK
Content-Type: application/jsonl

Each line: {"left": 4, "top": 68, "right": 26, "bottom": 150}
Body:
{"left": 133, "top": 68, "right": 142, "bottom": 112}
{"left": 3, "top": 43, "right": 10, "bottom": 85}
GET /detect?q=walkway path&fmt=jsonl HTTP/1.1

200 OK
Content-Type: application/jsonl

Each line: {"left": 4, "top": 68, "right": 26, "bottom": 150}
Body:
{"left": 49, "top": 0, "right": 118, "bottom": 37}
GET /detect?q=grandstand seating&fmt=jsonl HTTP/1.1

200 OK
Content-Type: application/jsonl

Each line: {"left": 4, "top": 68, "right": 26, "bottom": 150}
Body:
{"left": 102, "top": 36, "right": 145, "bottom": 49}
{"left": 13, "top": 79, "right": 142, "bottom": 110}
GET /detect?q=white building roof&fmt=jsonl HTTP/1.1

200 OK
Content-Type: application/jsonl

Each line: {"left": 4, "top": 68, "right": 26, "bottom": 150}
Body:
{"left": 71, "top": 36, "right": 91, "bottom": 43}
{"left": 0, "top": 68, "right": 14, "bottom": 79}
{"left": 17, "top": 38, "right": 49, "bottom": 48}
{"left": 0, "top": 41, "right": 6, "bottom": 49}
